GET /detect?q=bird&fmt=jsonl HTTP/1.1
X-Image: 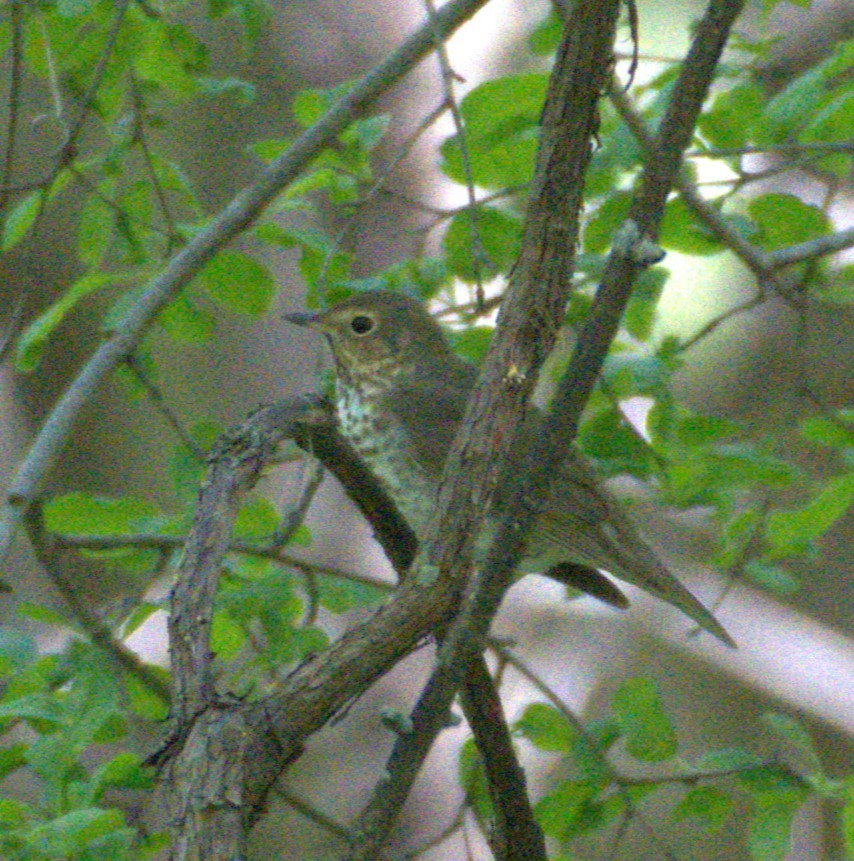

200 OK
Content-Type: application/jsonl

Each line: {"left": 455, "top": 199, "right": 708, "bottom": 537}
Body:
{"left": 284, "top": 289, "right": 733, "bottom": 646}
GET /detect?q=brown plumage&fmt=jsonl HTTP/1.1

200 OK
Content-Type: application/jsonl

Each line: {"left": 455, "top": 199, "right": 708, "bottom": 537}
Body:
{"left": 285, "top": 289, "right": 733, "bottom": 646}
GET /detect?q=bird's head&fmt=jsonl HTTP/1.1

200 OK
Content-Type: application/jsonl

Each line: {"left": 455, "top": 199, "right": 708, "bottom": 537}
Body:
{"left": 284, "top": 290, "right": 456, "bottom": 387}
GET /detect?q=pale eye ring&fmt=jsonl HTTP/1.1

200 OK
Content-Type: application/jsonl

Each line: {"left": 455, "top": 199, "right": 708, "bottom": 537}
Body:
{"left": 350, "top": 314, "right": 375, "bottom": 335}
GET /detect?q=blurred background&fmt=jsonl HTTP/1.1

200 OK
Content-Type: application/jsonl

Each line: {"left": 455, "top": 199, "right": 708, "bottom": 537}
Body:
{"left": 0, "top": 0, "right": 851, "bottom": 858}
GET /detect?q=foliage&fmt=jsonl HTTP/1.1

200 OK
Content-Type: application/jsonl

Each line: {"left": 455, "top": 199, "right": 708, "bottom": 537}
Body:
{"left": 0, "top": 0, "right": 851, "bottom": 858}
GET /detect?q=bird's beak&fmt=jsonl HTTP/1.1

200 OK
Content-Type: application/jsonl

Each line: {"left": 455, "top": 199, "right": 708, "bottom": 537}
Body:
{"left": 283, "top": 310, "right": 322, "bottom": 329}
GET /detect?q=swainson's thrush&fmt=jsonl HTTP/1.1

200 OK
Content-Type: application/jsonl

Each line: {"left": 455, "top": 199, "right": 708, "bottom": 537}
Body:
{"left": 285, "top": 290, "right": 732, "bottom": 645}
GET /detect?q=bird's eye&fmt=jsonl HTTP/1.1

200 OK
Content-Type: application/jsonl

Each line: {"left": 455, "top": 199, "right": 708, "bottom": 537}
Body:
{"left": 350, "top": 314, "right": 375, "bottom": 335}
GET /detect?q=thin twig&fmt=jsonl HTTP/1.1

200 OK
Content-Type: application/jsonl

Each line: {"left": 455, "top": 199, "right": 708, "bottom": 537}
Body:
{"left": 0, "top": 0, "right": 24, "bottom": 216}
{"left": 124, "top": 354, "right": 206, "bottom": 460}
{"left": 424, "top": 0, "right": 486, "bottom": 307}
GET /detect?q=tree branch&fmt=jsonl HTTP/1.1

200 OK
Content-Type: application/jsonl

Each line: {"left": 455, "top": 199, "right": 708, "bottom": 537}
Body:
{"left": 345, "top": 0, "right": 623, "bottom": 855}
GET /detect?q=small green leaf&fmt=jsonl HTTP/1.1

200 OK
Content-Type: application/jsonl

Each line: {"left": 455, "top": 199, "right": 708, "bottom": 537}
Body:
{"left": 234, "top": 496, "right": 280, "bottom": 540}
{"left": 743, "top": 560, "right": 801, "bottom": 595}
{"left": 673, "top": 785, "right": 734, "bottom": 832}
{"left": 77, "top": 191, "right": 115, "bottom": 266}
{"left": 515, "top": 702, "right": 577, "bottom": 752}
{"left": 529, "top": 8, "right": 562, "bottom": 55}
{"left": 746, "top": 778, "right": 809, "bottom": 861}
{"left": 28, "top": 807, "right": 126, "bottom": 855}
{"left": 762, "top": 713, "right": 823, "bottom": 776}
{"left": 799, "top": 413, "right": 854, "bottom": 450}
{"left": 198, "top": 250, "right": 275, "bottom": 316}
{"left": 577, "top": 405, "right": 652, "bottom": 479}
{"left": 44, "top": 492, "right": 162, "bottom": 536}
{"left": 748, "top": 193, "right": 830, "bottom": 250}
{"left": 458, "top": 738, "right": 492, "bottom": 824}
{"left": 535, "top": 779, "right": 596, "bottom": 841}
{"left": 210, "top": 610, "right": 247, "bottom": 661}
{"left": 443, "top": 206, "right": 521, "bottom": 282}
{"left": 583, "top": 191, "right": 632, "bottom": 254}
{"left": 0, "top": 627, "right": 37, "bottom": 675}
{"left": 447, "top": 325, "right": 493, "bottom": 366}
{"left": 698, "top": 82, "right": 765, "bottom": 149}
{"left": 124, "top": 667, "right": 170, "bottom": 721}
{"left": 196, "top": 74, "right": 256, "bottom": 105}
{"left": 91, "top": 753, "right": 152, "bottom": 798}
{"left": 0, "top": 744, "right": 28, "bottom": 782}
{"left": 15, "top": 270, "right": 141, "bottom": 372}
{"left": 765, "top": 472, "right": 854, "bottom": 554}
{"left": 625, "top": 266, "right": 669, "bottom": 341}
{"left": 315, "top": 577, "right": 387, "bottom": 614}
{"left": 660, "top": 197, "right": 724, "bottom": 255}
{"left": 612, "top": 677, "right": 677, "bottom": 763}
{"left": 157, "top": 294, "right": 216, "bottom": 343}
{"left": 440, "top": 73, "right": 547, "bottom": 188}
{"left": 2, "top": 190, "right": 43, "bottom": 251}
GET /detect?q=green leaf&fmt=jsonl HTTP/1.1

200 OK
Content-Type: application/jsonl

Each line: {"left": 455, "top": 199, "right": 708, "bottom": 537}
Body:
{"left": 91, "top": 752, "right": 152, "bottom": 799}
{"left": 698, "top": 82, "right": 765, "bottom": 149}
{"left": 28, "top": 807, "right": 126, "bottom": 856}
{"left": 765, "top": 472, "right": 854, "bottom": 554}
{"left": 535, "top": 779, "right": 597, "bottom": 841}
{"left": 197, "top": 250, "right": 275, "bottom": 316}
{"left": 515, "top": 703, "right": 577, "bottom": 752}
{"left": 77, "top": 190, "right": 115, "bottom": 266}
{"left": 0, "top": 627, "right": 37, "bottom": 675}
{"left": 529, "top": 9, "right": 562, "bottom": 56}
{"left": 443, "top": 206, "right": 522, "bottom": 283}
{"left": 440, "top": 73, "right": 548, "bottom": 188}
{"left": 0, "top": 743, "right": 28, "bottom": 782}
{"left": 157, "top": 293, "right": 216, "bottom": 343}
{"left": 315, "top": 577, "right": 387, "bottom": 614}
{"left": 210, "top": 610, "right": 247, "bottom": 662}
{"left": 746, "top": 781, "right": 809, "bottom": 861}
{"left": 625, "top": 266, "right": 669, "bottom": 341}
{"left": 0, "top": 692, "right": 64, "bottom": 727}
{"left": 196, "top": 74, "right": 256, "bottom": 105}
{"left": 799, "top": 413, "right": 854, "bottom": 450}
{"left": 710, "top": 443, "right": 798, "bottom": 489}
{"left": 340, "top": 114, "right": 390, "bottom": 153}
{"left": 16, "top": 601, "right": 79, "bottom": 632}
{"left": 44, "top": 492, "right": 162, "bottom": 536}
{"left": 747, "top": 193, "right": 830, "bottom": 250}
{"left": 762, "top": 713, "right": 823, "bottom": 775}
{"left": 447, "top": 325, "right": 493, "bottom": 366}
{"left": 583, "top": 191, "right": 632, "bottom": 254}
{"left": 15, "top": 270, "right": 141, "bottom": 372}
{"left": 612, "top": 677, "right": 677, "bottom": 763}
{"left": 133, "top": 21, "right": 202, "bottom": 99}
{"left": 756, "top": 39, "right": 854, "bottom": 144}
{"left": 743, "top": 560, "right": 801, "bottom": 595}
{"left": 659, "top": 197, "right": 724, "bottom": 255}
{"left": 124, "top": 666, "right": 170, "bottom": 721}
{"left": 2, "top": 189, "right": 43, "bottom": 251}
{"left": 458, "top": 738, "right": 492, "bottom": 824}
{"left": 673, "top": 785, "right": 734, "bottom": 832}
{"left": 234, "top": 496, "right": 280, "bottom": 540}
{"left": 577, "top": 405, "right": 652, "bottom": 479}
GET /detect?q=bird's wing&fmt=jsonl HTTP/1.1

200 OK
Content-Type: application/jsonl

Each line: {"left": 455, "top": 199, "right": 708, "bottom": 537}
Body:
{"left": 385, "top": 361, "right": 476, "bottom": 478}
{"left": 533, "top": 446, "right": 733, "bottom": 645}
